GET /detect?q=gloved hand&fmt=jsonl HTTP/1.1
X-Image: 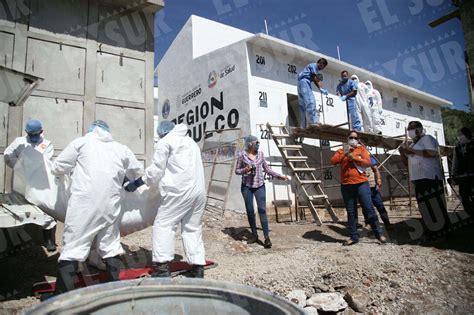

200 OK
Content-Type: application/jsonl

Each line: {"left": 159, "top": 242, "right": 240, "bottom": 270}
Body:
{"left": 340, "top": 95, "right": 347, "bottom": 101}
{"left": 125, "top": 177, "right": 145, "bottom": 192}
{"left": 320, "top": 88, "right": 328, "bottom": 95}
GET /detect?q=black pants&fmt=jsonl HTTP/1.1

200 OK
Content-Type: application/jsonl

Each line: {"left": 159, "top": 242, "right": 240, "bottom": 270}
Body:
{"left": 413, "top": 179, "right": 450, "bottom": 235}
{"left": 458, "top": 178, "right": 473, "bottom": 215}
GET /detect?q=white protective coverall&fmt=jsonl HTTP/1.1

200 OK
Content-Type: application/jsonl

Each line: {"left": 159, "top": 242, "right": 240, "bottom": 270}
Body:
{"left": 352, "top": 75, "right": 373, "bottom": 133}
{"left": 366, "top": 80, "right": 384, "bottom": 134}
{"left": 142, "top": 124, "right": 206, "bottom": 265}
{"left": 51, "top": 127, "right": 143, "bottom": 262}
{"left": 4, "top": 136, "right": 57, "bottom": 230}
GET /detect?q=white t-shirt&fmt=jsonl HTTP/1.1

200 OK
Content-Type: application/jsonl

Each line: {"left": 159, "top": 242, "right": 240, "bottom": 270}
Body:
{"left": 408, "top": 135, "right": 443, "bottom": 181}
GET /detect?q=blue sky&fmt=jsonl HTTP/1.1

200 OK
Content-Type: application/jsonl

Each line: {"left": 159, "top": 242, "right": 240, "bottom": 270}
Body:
{"left": 154, "top": 0, "right": 469, "bottom": 111}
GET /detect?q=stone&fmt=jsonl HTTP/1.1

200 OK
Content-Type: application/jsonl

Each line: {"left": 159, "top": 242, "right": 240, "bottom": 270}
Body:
{"left": 313, "top": 282, "right": 330, "bottom": 293}
{"left": 338, "top": 308, "right": 358, "bottom": 315}
{"left": 344, "top": 288, "right": 370, "bottom": 313}
{"left": 286, "top": 289, "right": 307, "bottom": 307}
{"left": 307, "top": 293, "right": 348, "bottom": 312}
{"left": 386, "top": 293, "right": 396, "bottom": 302}
{"left": 303, "top": 306, "right": 318, "bottom": 315}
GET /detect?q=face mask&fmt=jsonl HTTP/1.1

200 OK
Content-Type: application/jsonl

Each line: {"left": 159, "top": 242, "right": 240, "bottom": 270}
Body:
{"left": 407, "top": 129, "right": 417, "bottom": 139}
{"left": 28, "top": 134, "right": 41, "bottom": 143}
{"left": 458, "top": 135, "right": 470, "bottom": 144}
{"left": 348, "top": 139, "right": 358, "bottom": 147}
{"left": 341, "top": 77, "right": 348, "bottom": 83}
{"left": 352, "top": 78, "right": 359, "bottom": 84}
{"left": 255, "top": 143, "right": 260, "bottom": 151}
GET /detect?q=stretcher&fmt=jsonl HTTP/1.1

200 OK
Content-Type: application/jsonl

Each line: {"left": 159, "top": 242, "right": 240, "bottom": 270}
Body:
{"left": 32, "top": 260, "right": 217, "bottom": 297}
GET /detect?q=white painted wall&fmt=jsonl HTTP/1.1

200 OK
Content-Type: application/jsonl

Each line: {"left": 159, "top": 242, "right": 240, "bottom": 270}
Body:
{"left": 191, "top": 15, "right": 253, "bottom": 59}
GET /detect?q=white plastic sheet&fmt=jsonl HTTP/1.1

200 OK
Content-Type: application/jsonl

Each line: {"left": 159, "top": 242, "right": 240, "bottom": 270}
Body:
{"left": 12, "top": 153, "right": 159, "bottom": 236}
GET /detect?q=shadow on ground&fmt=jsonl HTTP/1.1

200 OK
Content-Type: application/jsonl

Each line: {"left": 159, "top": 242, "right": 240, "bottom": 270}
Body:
{"left": 222, "top": 226, "right": 256, "bottom": 242}
{"left": 323, "top": 216, "right": 474, "bottom": 253}
{"left": 302, "top": 228, "right": 345, "bottom": 244}
{"left": 0, "top": 244, "right": 58, "bottom": 301}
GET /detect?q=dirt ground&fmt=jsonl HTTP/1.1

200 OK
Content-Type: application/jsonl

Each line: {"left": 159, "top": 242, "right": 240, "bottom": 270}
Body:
{"left": 1, "top": 206, "right": 473, "bottom": 314}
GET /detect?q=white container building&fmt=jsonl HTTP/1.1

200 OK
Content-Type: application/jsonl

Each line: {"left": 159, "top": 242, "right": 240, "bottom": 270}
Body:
{"left": 156, "top": 16, "right": 452, "bottom": 213}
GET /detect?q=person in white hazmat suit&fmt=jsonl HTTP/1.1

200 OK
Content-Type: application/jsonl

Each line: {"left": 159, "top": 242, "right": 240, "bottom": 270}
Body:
{"left": 125, "top": 121, "right": 206, "bottom": 278}
{"left": 51, "top": 120, "right": 143, "bottom": 294}
{"left": 351, "top": 75, "right": 373, "bottom": 133}
{"left": 4, "top": 119, "right": 57, "bottom": 252}
{"left": 366, "top": 80, "right": 384, "bottom": 134}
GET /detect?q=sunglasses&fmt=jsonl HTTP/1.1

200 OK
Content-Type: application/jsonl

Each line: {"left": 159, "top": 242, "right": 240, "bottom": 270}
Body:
{"left": 348, "top": 136, "right": 358, "bottom": 140}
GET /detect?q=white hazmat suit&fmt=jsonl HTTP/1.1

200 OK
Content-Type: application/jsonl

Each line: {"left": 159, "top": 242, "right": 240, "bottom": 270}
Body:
{"left": 4, "top": 136, "right": 57, "bottom": 230}
{"left": 51, "top": 127, "right": 143, "bottom": 262}
{"left": 366, "top": 80, "right": 384, "bottom": 134}
{"left": 351, "top": 75, "right": 373, "bottom": 133}
{"left": 142, "top": 124, "right": 206, "bottom": 265}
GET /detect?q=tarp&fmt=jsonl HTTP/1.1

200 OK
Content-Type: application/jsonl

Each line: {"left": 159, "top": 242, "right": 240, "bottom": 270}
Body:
{"left": 11, "top": 152, "right": 160, "bottom": 236}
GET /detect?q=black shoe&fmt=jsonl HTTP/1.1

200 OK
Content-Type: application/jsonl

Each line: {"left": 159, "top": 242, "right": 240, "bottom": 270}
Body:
{"left": 43, "top": 228, "right": 56, "bottom": 252}
{"left": 104, "top": 255, "right": 122, "bottom": 281}
{"left": 342, "top": 239, "right": 358, "bottom": 246}
{"left": 264, "top": 237, "right": 272, "bottom": 249}
{"left": 190, "top": 265, "right": 204, "bottom": 278}
{"left": 55, "top": 260, "right": 79, "bottom": 295}
{"left": 247, "top": 234, "right": 259, "bottom": 244}
{"left": 151, "top": 262, "right": 171, "bottom": 278}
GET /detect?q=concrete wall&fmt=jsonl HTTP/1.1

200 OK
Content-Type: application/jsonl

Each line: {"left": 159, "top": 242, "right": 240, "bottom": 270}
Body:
{"left": 0, "top": 0, "right": 163, "bottom": 192}
{"left": 157, "top": 35, "right": 251, "bottom": 212}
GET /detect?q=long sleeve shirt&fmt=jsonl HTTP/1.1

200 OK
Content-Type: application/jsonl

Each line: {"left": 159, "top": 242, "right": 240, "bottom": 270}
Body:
{"left": 330, "top": 145, "right": 371, "bottom": 185}
{"left": 4, "top": 136, "right": 53, "bottom": 169}
{"left": 235, "top": 150, "right": 282, "bottom": 188}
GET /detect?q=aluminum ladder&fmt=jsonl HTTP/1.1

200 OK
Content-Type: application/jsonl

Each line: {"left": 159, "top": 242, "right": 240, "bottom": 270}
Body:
{"left": 203, "top": 128, "right": 242, "bottom": 218}
{"left": 266, "top": 123, "right": 339, "bottom": 225}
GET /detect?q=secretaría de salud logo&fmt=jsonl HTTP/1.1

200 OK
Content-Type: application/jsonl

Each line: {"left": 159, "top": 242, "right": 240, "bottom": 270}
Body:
{"left": 208, "top": 70, "right": 218, "bottom": 88}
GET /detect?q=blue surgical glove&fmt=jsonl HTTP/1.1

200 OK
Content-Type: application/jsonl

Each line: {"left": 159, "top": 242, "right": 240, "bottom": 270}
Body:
{"left": 320, "top": 88, "right": 328, "bottom": 95}
{"left": 125, "top": 177, "right": 145, "bottom": 192}
{"left": 340, "top": 95, "right": 347, "bottom": 101}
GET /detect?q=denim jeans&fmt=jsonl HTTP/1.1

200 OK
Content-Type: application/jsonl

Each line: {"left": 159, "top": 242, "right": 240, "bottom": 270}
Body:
{"left": 362, "top": 187, "right": 390, "bottom": 225}
{"left": 241, "top": 184, "right": 269, "bottom": 238}
{"left": 341, "top": 181, "right": 382, "bottom": 242}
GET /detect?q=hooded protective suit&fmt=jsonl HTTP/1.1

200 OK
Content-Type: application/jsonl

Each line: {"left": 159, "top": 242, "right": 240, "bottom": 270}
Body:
{"left": 351, "top": 75, "right": 373, "bottom": 133}
{"left": 366, "top": 80, "right": 383, "bottom": 134}
{"left": 4, "top": 135, "right": 56, "bottom": 230}
{"left": 51, "top": 127, "right": 143, "bottom": 262}
{"left": 142, "top": 124, "right": 206, "bottom": 265}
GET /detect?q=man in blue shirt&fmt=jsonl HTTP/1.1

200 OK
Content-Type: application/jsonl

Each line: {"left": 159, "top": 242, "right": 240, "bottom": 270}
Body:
{"left": 337, "top": 70, "right": 362, "bottom": 131}
{"left": 297, "top": 58, "right": 328, "bottom": 128}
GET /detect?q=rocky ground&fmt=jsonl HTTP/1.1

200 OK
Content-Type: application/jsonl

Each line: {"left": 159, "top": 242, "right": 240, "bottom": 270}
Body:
{"left": 1, "top": 207, "right": 473, "bottom": 314}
